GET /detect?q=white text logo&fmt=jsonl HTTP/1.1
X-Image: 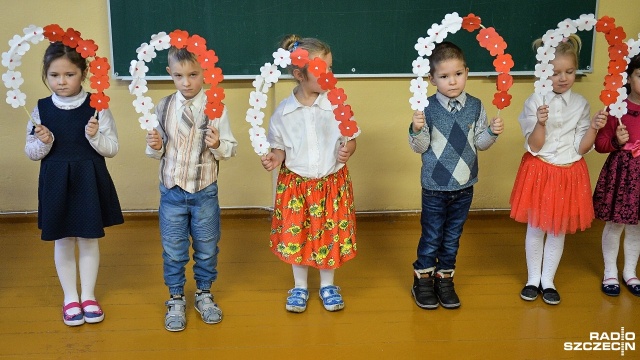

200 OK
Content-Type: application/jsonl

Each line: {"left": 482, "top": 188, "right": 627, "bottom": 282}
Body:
{"left": 564, "top": 328, "right": 635, "bottom": 356}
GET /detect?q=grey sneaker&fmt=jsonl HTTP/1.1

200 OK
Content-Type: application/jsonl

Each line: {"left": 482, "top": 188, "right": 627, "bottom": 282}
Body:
{"left": 195, "top": 292, "right": 223, "bottom": 324}
{"left": 164, "top": 297, "right": 187, "bottom": 332}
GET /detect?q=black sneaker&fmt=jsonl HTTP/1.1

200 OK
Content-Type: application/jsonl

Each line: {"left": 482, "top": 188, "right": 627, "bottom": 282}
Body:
{"left": 435, "top": 276, "right": 460, "bottom": 309}
{"left": 520, "top": 285, "right": 539, "bottom": 301}
{"left": 411, "top": 274, "right": 438, "bottom": 309}
{"left": 540, "top": 287, "right": 561, "bottom": 305}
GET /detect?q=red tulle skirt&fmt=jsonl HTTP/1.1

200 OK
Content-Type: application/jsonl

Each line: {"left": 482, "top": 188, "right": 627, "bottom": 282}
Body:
{"left": 509, "top": 152, "right": 594, "bottom": 235}
{"left": 270, "top": 165, "right": 356, "bottom": 269}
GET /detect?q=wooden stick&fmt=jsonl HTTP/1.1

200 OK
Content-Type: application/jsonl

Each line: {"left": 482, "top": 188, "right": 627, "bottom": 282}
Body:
{"left": 22, "top": 106, "right": 37, "bottom": 127}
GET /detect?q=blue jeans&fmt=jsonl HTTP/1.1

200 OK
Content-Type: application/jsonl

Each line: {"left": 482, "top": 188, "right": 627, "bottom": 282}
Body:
{"left": 159, "top": 182, "right": 221, "bottom": 296}
{"left": 413, "top": 187, "right": 474, "bottom": 271}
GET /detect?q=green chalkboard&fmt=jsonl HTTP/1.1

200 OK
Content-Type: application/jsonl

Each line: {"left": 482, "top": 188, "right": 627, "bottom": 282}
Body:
{"left": 108, "top": 0, "right": 598, "bottom": 79}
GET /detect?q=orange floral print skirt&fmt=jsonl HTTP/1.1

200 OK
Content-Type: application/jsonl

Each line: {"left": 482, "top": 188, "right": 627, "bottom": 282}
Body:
{"left": 270, "top": 165, "right": 356, "bottom": 269}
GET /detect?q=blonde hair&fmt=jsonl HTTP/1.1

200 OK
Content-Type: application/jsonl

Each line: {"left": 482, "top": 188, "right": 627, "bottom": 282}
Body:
{"left": 167, "top": 46, "right": 198, "bottom": 66}
{"left": 533, "top": 33, "right": 582, "bottom": 67}
{"left": 279, "top": 34, "right": 331, "bottom": 80}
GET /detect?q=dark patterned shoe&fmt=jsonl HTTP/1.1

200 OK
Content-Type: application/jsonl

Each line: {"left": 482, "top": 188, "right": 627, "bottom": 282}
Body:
{"left": 625, "top": 278, "right": 640, "bottom": 297}
{"left": 520, "top": 285, "right": 539, "bottom": 301}
{"left": 601, "top": 278, "right": 620, "bottom": 297}
{"left": 540, "top": 287, "right": 560, "bottom": 305}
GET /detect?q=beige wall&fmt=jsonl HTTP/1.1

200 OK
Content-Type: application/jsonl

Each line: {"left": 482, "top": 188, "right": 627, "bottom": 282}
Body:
{"left": 0, "top": 0, "right": 637, "bottom": 213}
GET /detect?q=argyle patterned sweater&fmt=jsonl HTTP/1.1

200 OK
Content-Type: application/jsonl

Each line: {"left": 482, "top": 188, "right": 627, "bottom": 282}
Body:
{"left": 417, "top": 94, "right": 488, "bottom": 191}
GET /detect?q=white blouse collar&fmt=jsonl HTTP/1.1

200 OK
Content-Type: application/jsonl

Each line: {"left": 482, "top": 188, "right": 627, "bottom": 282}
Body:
{"left": 51, "top": 89, "right": 87, "bottom": 110}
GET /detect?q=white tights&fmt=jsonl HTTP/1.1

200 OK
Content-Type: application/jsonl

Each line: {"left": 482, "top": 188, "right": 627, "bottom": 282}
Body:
{"left": 525, "top": 224, "right": 565, "bottom": 290}
{"left": 55, "top": 237, "right": 100, "bottom": 314}
{"left": 292, "top": 265, "right": 335, "bottom": 289}
{"left": 602, "top": 222, "right": 640, "bottom": 285}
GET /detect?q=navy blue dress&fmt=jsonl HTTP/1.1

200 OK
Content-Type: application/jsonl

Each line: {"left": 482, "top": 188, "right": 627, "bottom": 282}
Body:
{"left": 37, "top": 95, "right": 124, "bottom": 240}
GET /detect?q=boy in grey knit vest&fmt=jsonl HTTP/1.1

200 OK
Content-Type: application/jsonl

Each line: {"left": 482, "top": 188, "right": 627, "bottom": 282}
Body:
{"left": 408, "top": 42, "right": 504, "bottom": 309}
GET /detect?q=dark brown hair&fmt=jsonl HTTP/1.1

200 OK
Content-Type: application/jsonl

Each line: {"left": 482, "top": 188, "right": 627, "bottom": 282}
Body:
{"left": 625, "top": 53, "right": 640, "bottom": 95}
{"left": 41, "top": 42, "right": 87, "bottom": 86}
{"left": 428, "top": 41, "right": 466, "bottom": 76}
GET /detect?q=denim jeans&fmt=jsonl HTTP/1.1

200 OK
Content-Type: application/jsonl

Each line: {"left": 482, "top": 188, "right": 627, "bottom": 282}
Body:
{"left": 413, "top": 186, "right": 474, "bottom": 271}
{"left": 159, "top": 182, "right": 220, "bottom": 296}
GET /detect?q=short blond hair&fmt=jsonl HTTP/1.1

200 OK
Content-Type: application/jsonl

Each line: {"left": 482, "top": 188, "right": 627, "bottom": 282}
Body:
{"left": 167, "top": 46, "right": 198, "bottom": 66}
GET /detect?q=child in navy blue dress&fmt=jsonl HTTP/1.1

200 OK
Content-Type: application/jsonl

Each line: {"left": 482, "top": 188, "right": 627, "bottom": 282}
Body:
{"left": 24, "top": 42, "right": 123, "bottom": 326}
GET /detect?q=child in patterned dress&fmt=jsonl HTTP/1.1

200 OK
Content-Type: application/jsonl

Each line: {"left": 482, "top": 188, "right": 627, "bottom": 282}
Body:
{"left": 593, "top": 53, "right": 640, "bottom": 297}
{"left": 261, "top": 35, "right": 359, "bottom": 313}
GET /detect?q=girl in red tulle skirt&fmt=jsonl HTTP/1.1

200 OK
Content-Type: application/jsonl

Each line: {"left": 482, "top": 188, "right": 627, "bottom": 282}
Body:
{"left": 510, "top": 35, "right": 607, "bottom": 306}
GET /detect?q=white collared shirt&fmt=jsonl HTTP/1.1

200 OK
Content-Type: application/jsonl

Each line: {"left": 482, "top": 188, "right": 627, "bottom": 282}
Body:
{"left": 518, "top": 90, "right": 591, "bottom": 164}
{"left": 267, "top": 91, "right": 360, "bottom": 179}
{"left": 25, "top": 89, "right": 119, "bottom": 160}
{"left": 435, "top": 91, "right": 466, "bottom": 111}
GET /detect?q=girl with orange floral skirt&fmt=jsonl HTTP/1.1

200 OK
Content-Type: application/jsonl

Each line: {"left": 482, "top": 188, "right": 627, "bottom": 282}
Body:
{"left": 261, "top": 35, "right": 358, "bottom": 313}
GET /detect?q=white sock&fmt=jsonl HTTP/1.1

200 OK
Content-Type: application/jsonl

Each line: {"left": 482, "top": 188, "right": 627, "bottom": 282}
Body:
{"left": 54, "top": 237, "right": 79, "bottom": 314}
{"left": 320, "top": 269, "right": 335, "bottom": 288}
{"left": 292, "top": 265, "right": 308, "bottom": 289}
{"left": 525, "top": 224, "right": 545, "bottom": 287}
{"left": 78, "top": 238, "right": 100, "bottom": 312}
{"left": 602, "top": 222, "right": 624, "bottom": 284}
{"left": 540, "top": 232, "right": 565, "bottom": 290}
{"left": 623, "top": 224, "right": 640, "bottom": 285}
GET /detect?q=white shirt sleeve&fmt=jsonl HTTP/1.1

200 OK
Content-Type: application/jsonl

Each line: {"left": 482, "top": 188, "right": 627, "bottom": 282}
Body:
{"left": 86, "top": 108, "right": 119, "bottom": 158}
{"left": 24, "top": 106, "right": 54, "bottom": 161}
{"left": 573, "top": 100, "right": 592, "bottom": 154}
{"left": 518, "top": 94, "right": 542, "bottom": 155}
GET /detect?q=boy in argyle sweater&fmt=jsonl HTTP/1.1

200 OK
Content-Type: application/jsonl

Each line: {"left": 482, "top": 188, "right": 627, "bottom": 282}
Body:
{"left": 408, "top": 42, "right": 504, "bottom": 309}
